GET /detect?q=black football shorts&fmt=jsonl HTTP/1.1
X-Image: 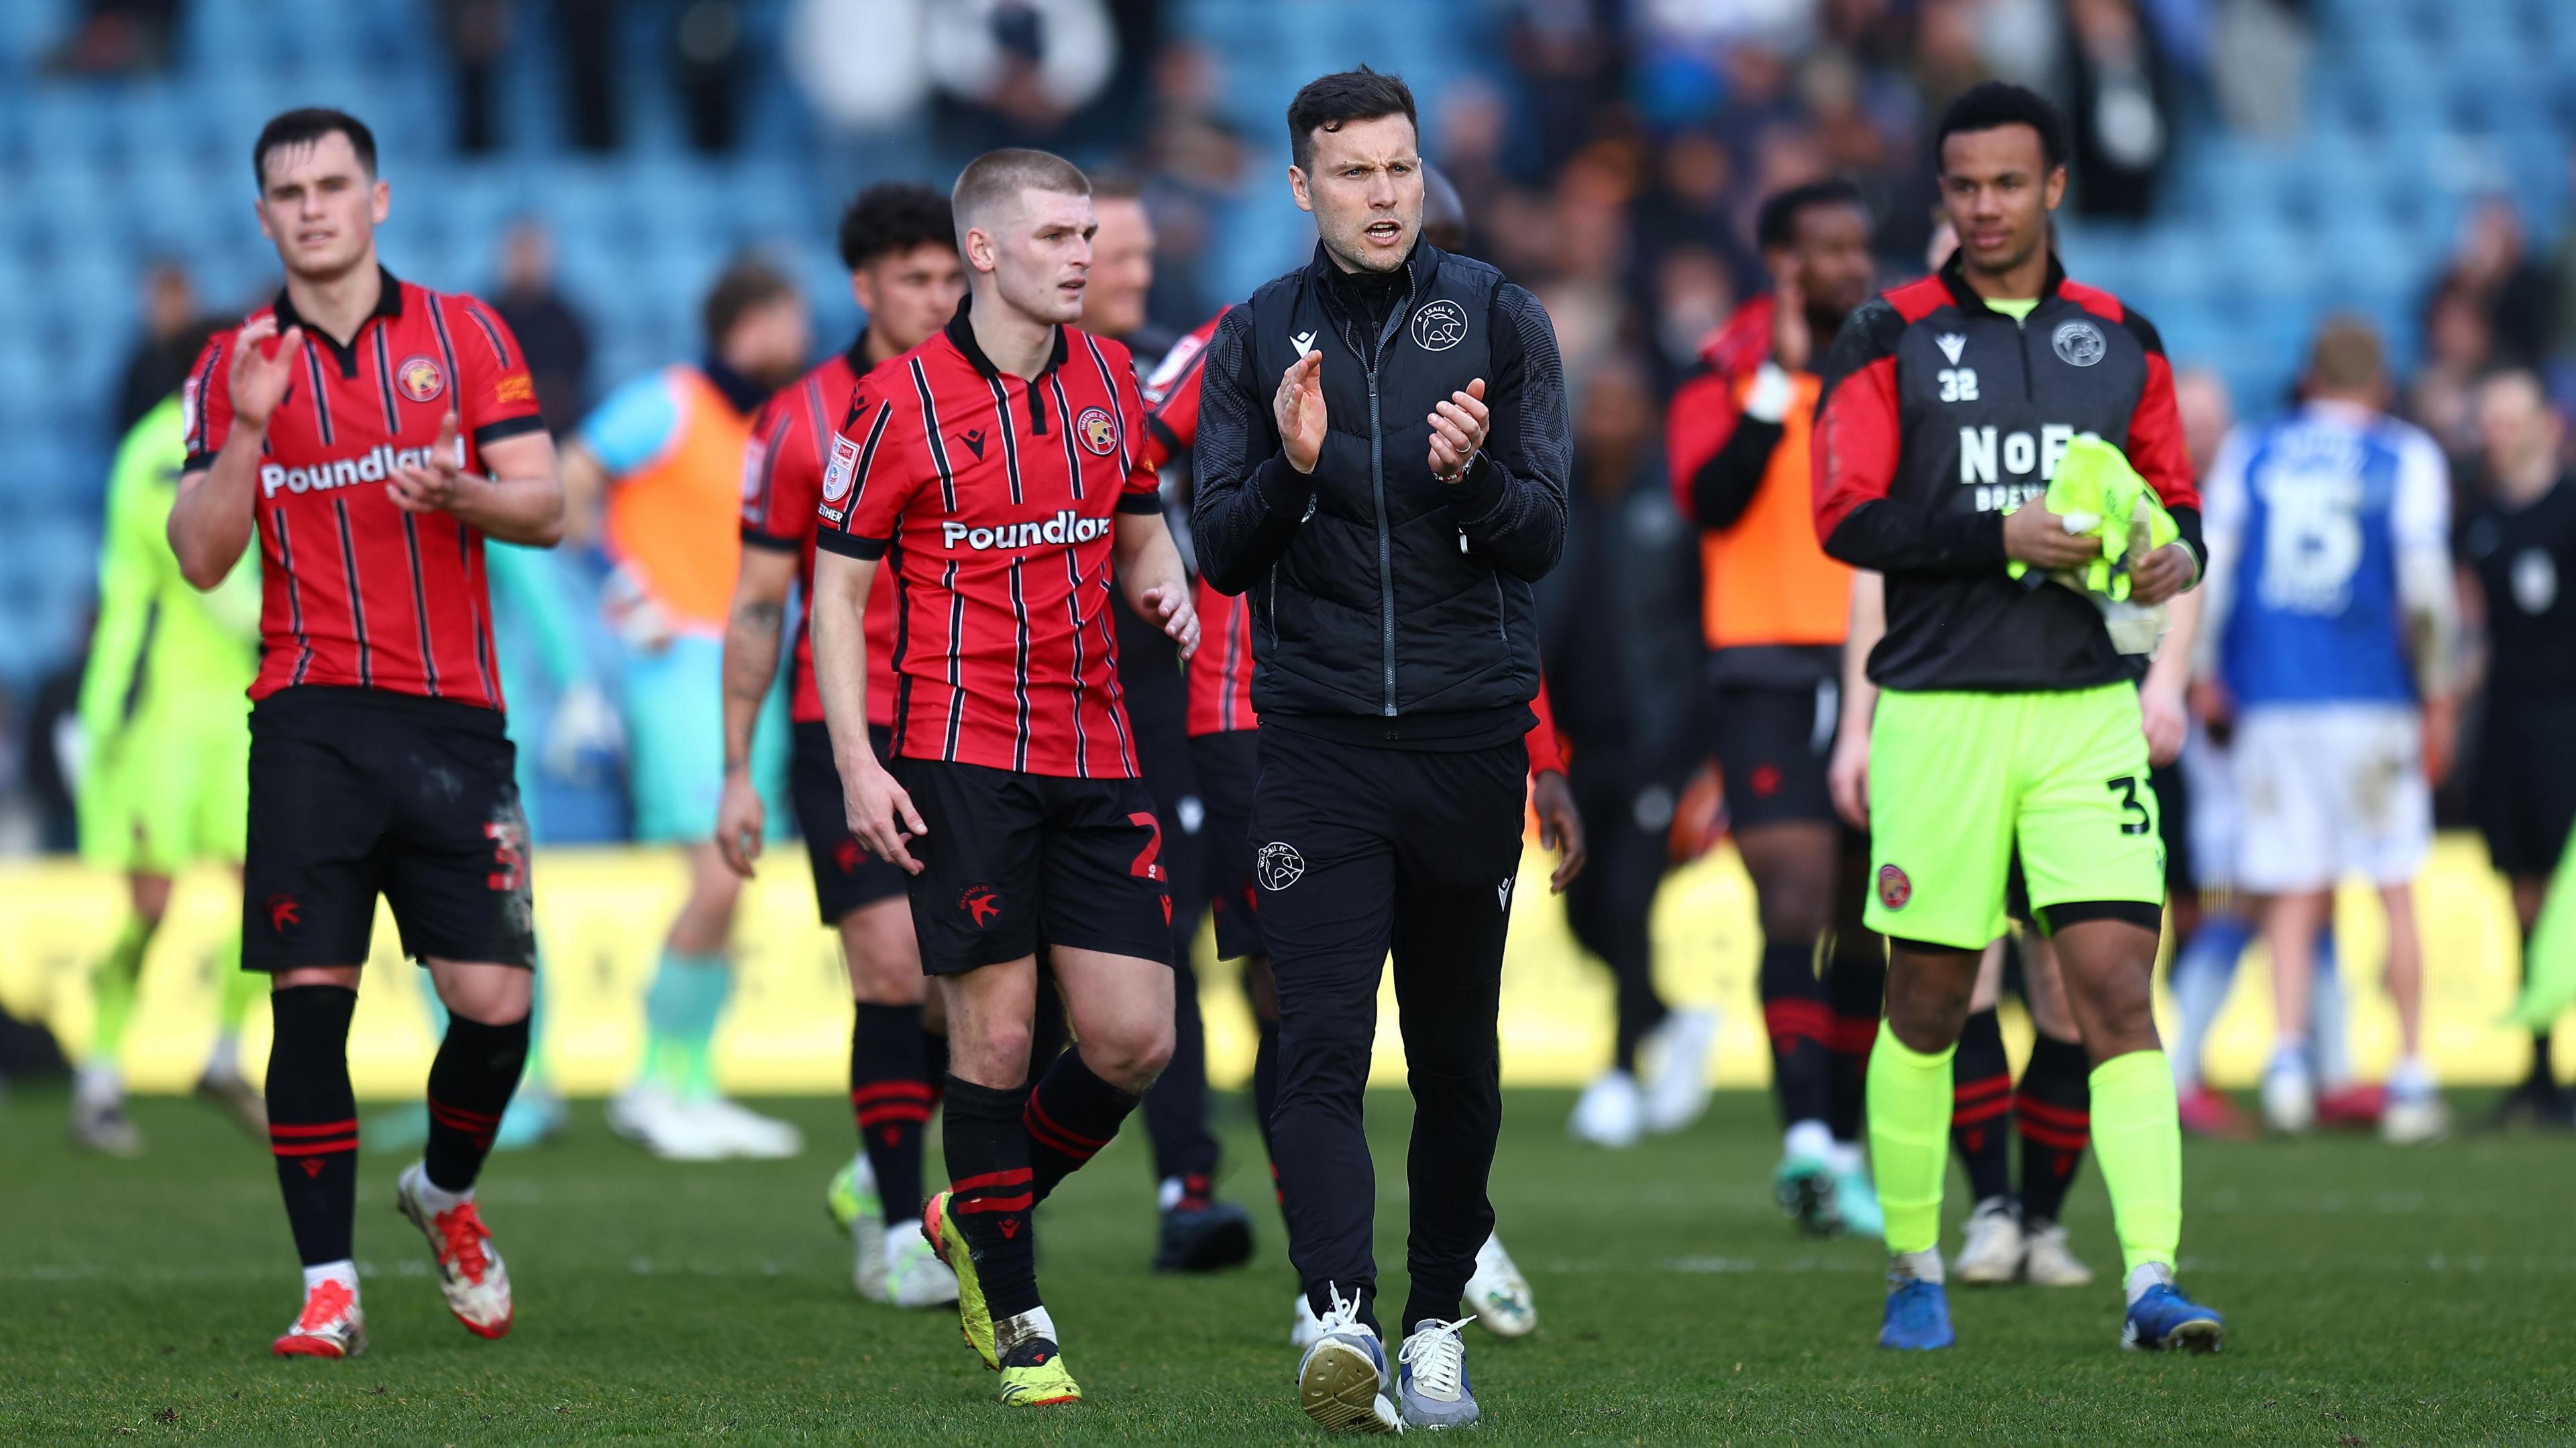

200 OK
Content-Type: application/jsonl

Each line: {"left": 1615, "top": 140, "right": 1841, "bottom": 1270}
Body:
{"left": 790, "top": 721, "right": 913, "bottom": 924}
{"left": 242, "top": 686, "right": 535, "bottom": 971}
{"left": 888, "top": 756, "right": 1173, "bottom": 974}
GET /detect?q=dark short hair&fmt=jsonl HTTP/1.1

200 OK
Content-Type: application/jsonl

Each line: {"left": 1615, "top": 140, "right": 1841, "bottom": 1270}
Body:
{"left": 1756, "top": 178, "right": 1866, "bottom": 250}
{"left": 253, "top": 107, "right": 376, "bottom": 188}
{"left": 837, "top": 183, "right": 956, "bottom": 271}
{"left": 702, "top": 256, "right": 799, "bottom": 348}
{"left": 1934, "top": 81, "right": 2067, "bottom": 174}
{"left": 1286, "top": 66, "right": 1417, "bottom": 173}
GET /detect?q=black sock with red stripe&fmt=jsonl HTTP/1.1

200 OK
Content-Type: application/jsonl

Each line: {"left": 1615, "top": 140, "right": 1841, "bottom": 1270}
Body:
{"left": 266, "top": 985, "right": 360, "bottom": 1266}
{"left": 423, "top": 1008, "right": 530, "bottom": 1194}
{"left": 1024, "top": 1049, "right": 1141, "bottom": 1203}
{"left": 1824, "top": 928, "right": 1886, "bottom": 1144}
{"left": 1759, "top": 941, "right": 1833, "bottom": 1129}
{"left": 942, "top": 1075, "right": 1040, "bottom": 1319}
{"left": 851, "top": 1003, "right": 930, "bottom": 1218}
{"left": 1950, "top": 1007, "right": 2013, "bottom": 1203}
{"left": 2015, "top": 1033, "right": 2092, "bottom": 1225}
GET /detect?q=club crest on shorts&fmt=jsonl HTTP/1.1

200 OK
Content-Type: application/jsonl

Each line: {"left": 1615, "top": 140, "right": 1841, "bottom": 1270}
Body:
{"left": 1256, "top": 841, "right": 1305, "bottom": 891}
{"left": 1876, "top": 863, "right": 1913, "bottom": 911}
{"left": 957, "top": 883, "right": 1003, "bottom": 929}
{"left": 2051, "top": 319, "right": 2106, "bottom": 368}
{"left": 396, "top": 354, "right": 447, "bottom": 403}
{"left": 1411, "top": 298, "right": 1469, "bottom": 353}
{"left": 1077, "top": 406, "right": 1120, "bottom": 456}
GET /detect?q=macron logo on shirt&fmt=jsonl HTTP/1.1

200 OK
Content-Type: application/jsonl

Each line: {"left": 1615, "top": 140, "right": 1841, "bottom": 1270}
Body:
{"left": 941, "top": 511, "right": 1112, "bottom": 553}
{"left": 261, "top": 440, "right": 464, "bottom": 499}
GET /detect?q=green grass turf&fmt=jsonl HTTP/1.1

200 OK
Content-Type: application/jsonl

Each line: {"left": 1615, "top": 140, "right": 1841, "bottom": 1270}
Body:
{"left": 7, "top": 1087, "right": 2576, "bottom": 1445}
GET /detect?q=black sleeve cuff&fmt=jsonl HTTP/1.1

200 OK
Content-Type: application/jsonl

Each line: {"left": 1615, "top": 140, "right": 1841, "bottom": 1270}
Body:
{"left": 2167, "top": 504, "right": 2205, "bottom": 578}
{"left": 1256, "top": 457, "right": 1317, "bottom": 522}
{"left": 814, "top": 529, "right": 889, "bottom": 561}
{"left": 472, "top": 414, "right": 550, "bottom": 449}
{"left": 740, "top": 527, "right": 802, "bottom": 553}
{"left": 182, "top": 452, "right": 217, "bottom": 474}
{"left": 1117, "top": 492, "right": 1165, "bottom": 514}
{"left": 1443, "top": 450, "right": 1507, "bottom": 522}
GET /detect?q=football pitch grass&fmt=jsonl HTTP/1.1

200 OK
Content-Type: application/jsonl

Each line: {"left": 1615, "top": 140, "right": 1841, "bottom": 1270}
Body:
{"left": 8, "top": 1087, "right": 2576, "bottom": 1445}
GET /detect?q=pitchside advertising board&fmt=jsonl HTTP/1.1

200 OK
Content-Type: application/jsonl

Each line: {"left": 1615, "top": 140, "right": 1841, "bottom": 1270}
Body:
{"left": 0, "top": 838, "right": 2539, "bottom": 1096}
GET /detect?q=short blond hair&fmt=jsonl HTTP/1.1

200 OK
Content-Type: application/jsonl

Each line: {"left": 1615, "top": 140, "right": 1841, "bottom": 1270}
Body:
{"left": 2306, "top": 313, "right": 2386, "bottom": 396}
{"left": 951, "top": 148, "right": 1090, "bottom": 247}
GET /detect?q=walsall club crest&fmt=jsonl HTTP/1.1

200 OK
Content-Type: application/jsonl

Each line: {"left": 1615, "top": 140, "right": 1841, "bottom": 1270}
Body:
{"left": 1077, "top": 406, "right": 1120, "bottom": 457}
{"left": 1876, "top": 863, "right": 1912, "bottom": 911}
{"left": 1256, "top": 842, "right": 1305, "bottom": 891}
{"left": 396, "top": 354, "right": 447, "bottom": 402}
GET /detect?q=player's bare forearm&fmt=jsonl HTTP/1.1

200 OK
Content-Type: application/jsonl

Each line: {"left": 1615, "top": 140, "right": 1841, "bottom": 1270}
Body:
{"left": 1841, "top": 569, "right": 1884, "bottom": 739}
{"left": 2145, "top": 588, "right": 2200, "bottom": 699}
{"left": 557, "top": 442, "right": 607, "bottom": 547}
{"left": 443, "top": 432, "right": 565, "bottom": 546}
{"left": 720, "top": 549, "right": 795, "bottom": 774}
{"left": 169, "top": 428, "right": 264, "bottom": 591}
{"left": 1113, "top": 511, "right": 1187, "bottom": 614}
{"left": 809, "top": 550, "right": 881, "bottom": 778}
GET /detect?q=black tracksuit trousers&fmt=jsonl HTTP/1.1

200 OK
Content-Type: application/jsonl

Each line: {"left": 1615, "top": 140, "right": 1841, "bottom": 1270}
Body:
{"left": 1253, "top": 723, "right": 1528, "bottom": 1333}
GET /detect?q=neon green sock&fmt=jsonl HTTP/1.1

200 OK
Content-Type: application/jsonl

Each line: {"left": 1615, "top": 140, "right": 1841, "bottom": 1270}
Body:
{"left": 89, "top": 915, "right": 152, "bottom": 1061}
{"left": 641, "top": 950, "right": 732, "bottom": 1098}
{"left": 213, "top": 931, "right": 259, "bottom": 1034}
{"left": 2089, "top": 1050, "right": 2182, "bottom": 1277}
{"left": 1866, "top": 1019, "right": 1956, "bottom": 1256}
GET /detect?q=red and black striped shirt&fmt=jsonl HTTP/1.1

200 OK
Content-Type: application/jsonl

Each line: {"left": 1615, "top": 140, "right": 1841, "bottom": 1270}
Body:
{"left": 741, "top": 338, "right": 898, "bottom": 727}
{"left": 1140, "top": 308, "right": 1256, "bottom": 738}
{"left": 815, "top": 304, "right": 1162, "bottom": 779}
{"left": 183, "top": 268, "right": 545, "bottom": 710}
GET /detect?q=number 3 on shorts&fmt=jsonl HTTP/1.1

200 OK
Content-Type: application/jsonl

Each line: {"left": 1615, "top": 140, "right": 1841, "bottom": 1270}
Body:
{"left": 2106, "top": 776, "right": 2152, "bottom": 836}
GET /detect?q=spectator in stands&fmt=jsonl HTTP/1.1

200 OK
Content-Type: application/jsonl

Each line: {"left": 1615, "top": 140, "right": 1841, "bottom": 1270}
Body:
{"left": 441, "top": 0, "right": 620, "bottom": 153}
{"left": 2440, "top": 197, "right": 2558, "bottom": 372}
{"left": 2061, "top": 0, "right": 2173, "bottom": 219}
{"left": 111, "top": 261, "right": 199, "bottom": 438}
{"left": 42, "top": 0, "right": 179, "bottom": 76}
{"left": 490, "top": 219, "right": 593, "bottom": 438}
{"left": 924, "top": 0, "right": 1121, "bottom": 146}
{"left": 2409, "top": 276, "right": 2498, "bottom": 463}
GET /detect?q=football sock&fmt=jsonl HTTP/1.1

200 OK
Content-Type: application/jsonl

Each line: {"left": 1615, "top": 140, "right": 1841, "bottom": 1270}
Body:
{"left": 2311, "top": 930, "right": 2353, "bottom": 1087}
{"left": 1949, "top": 1007, "right": 2013, "bottom": 1204}
{"left": 640, "top": 949, "right": 730, "bottom": 1099}
{"left": 1824, "top": 930, "right": 1884, "bottom": 1145}
{"left": 1866, "top": 1020, "right": 1955, "bottom": 1258}
{"left": 922, "top": 1022, "right": 951, "bottom": 1103}
{"left": 302, "top": 1260, "right": 360, "bottom": 1298}
{"left": 2088, "top": 1049, "right": 2182, "bottom": 1278}
{"left": 2168, "top": 913, "right": 2246, "bottom": 1091}
{"left": 1760, "top": 940, "right": 1833, "bottom": 1131}
{"left": 943, "top": 1075, "right": 1040, "bottom": 1320}
{"left": 2529, "top": 1029, "right": 2556, "bottom": 1090}
{"left": 849, "top": 1003, "right": 931, "bottom": 1218}
{"left": 88, "top": 914, "right": 151, "bottom": 1066}
{"left": 2015, "top": 1033, "right": 2091, "bottom": 1225}
{"left": 1250, "top": 1015, "right": 1280, "bottom": 1164}
{"left": 267, "top": 985, "right": 361, "bottom": 1267}
{"left": 1024, "top": 1048, "right": 1141, "bottom": 1204}
{"left": 423, "top": 1009, "right": 530, "bottom": 1194}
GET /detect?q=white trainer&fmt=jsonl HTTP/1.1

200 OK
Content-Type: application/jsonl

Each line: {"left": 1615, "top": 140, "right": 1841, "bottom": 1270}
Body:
{"left": 679, "top": 1097, "right": 804, "bottom": 1160}
{"left": 1296, "top": 1289, "right": 1401, "bottom": 1435}
{"left": 1568, "top": 1070, "right": 1644, "bottom": 1148}
{"left": 882, "top": 1224, "right": 960, "bottom": 1307}
{"left": 1953, "top": 1196, "right": 2024, "bottom": 1285}
{"left": 606, "top": 1081, "right": 679, "bottom": 1144}
{"left": 2019, "top": 1219, "right": 2094, "bottom": 1287}
{"left": 2262, "top": 1058, "right": 2316, "bottom": 1135}
{"left": 1397, "top": 1316, "right": 1480, "bottom": 1429}
{"left": 2381, "top": 1090, "right": 2450, "bottom": 1145}
{"left": 1466, "top": 1233, "right": 1537, "bottom": 1337}
{"left": 394, "top": 1164, "right": 513, "bottom": 1338}
{"left": 1291, "top": 1291, "right": 1330, "bottom": 1351}
{"left": 625, "top": 1095, "right": 805, "bottom": 1162}
{"left": 1640, "top": 1008, "right": 1719, "bottom": 1135}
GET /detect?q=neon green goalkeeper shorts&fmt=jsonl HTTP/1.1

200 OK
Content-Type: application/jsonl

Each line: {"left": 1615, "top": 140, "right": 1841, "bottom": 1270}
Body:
{"left": 1864, "top": 683, "right": 2163, "bottom": 949}
{"left": 78, "top": 693, "right": 252, "bottom": 876}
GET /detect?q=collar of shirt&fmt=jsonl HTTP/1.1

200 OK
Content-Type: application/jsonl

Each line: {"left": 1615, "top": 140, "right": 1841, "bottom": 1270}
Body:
{"left": 943, "top": 294, "right": 1069, "bottom": 381}
{"left": 272, "top": 264, "right": 405, "bottom": 374}
{"left": 1937, "top": 248, "right": 2067, "bottom": 317}
{"left": 700, "top": 354, "right": 772, "bottom": 418}
{"left": 843, "top": 328, "right": 879, "bottom": 380}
